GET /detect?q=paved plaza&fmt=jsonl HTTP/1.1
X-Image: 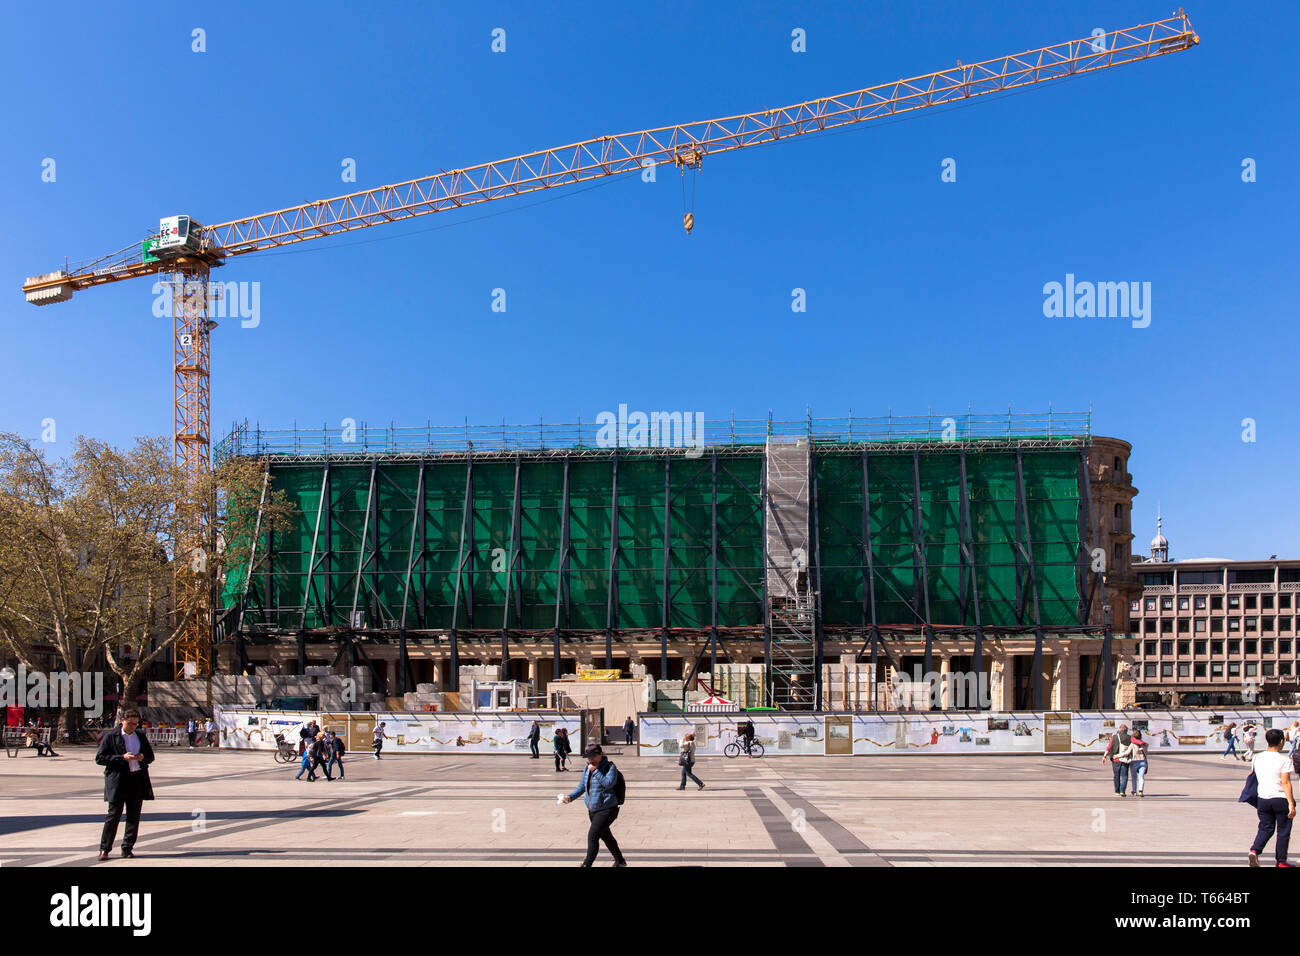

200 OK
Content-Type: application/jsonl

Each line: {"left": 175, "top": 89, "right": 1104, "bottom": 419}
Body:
{"left": 0, "top": 746, "right": 1266, "bottom": 867}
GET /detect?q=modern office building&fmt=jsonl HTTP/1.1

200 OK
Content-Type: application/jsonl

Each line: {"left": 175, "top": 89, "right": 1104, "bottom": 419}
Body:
{"left": 1132, "top": 515, "right": 1300, "bottom": 705}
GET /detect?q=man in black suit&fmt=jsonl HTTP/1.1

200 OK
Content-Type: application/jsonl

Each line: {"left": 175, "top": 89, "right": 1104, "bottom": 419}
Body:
{"left": 95, "top": 708, "right": 155, "bottom": 861}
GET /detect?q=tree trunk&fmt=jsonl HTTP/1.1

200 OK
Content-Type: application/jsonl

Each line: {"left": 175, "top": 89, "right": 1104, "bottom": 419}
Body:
{"left": 122, "top": 672, "right": 142, "bottom": 709}
{"left": 56, "top": 706, "right": 75, "bottom": 746}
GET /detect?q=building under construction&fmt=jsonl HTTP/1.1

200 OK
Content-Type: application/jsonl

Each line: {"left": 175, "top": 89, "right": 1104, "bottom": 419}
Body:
{"left": 214, "top": 411, "right": 1139, "bottom": 711}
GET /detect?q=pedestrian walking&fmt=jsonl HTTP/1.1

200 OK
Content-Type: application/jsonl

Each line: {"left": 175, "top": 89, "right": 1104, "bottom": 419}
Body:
{"left": 204, "top": 718, "right": 215, "bottom": 747}
{"left": 528, "top": 720, "right": 541, "bottom": 759}
{"left": 1127, "top": 730, "right": 1149, "bottom": 797}
{"left": 299, "top": 720, "right": 315, "bottom": 756}
{"left": 1285, "top": 721, "right": 1300, "bottom": 759}
{"left": 553, "top": 727, "right": 571, "bottom": 772}
{"left": 95, "top": 708, "right": 155, "bottom": 860}
{"left": 623, "top": 716, "right": 635, "bottom": 747}
{"left": 310, "top": 732, "right": 333, "bottom": 781}
{"left": 1102, "top": 724, "right": 1132, "bottom": 797}
{"left": 186, "top": 718, "right": 197, "bottom": 749}
{"left": 677, "top": 732, "right": 705, "bottom": 791}
{"left": 1221, "top": 722, "right": 1238, "bottom": 760}
{"left": 372, "top": 721, "right": 386, "bottom": 759}
{"left": 295, "top": 741, "right": 316, "bottom": 781}
{"left": 1240, "top": 724, "right": 1259, "bottom": 763}
{"left": 1248, "top": 728, "right": 1296, "bottom": 867}
{"left": 327, "top": 730, "right": 346, "bottom": 779}
{"left": 561, "top": 744, "right": 627, "bottom": 867}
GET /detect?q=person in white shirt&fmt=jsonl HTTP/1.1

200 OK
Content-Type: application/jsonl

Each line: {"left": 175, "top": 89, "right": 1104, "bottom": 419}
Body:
{"left": 1249, "top": 728, "right": 1296, "bottom": 867}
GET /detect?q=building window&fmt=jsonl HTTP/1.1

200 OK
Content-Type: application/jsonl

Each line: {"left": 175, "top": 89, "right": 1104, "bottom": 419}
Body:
{"left": 1211, "top": 640, "right": 1224, "bottom": 655}
{"left": 1263, "top": 640, "right": 1274, "bottom": 654}
{"left": 1178, "top": 640, "right": 1190, "bottom": 655}
{"left": 1229, "top": 640, "right": 1241, "bottom": 654}
{"left": 1161, "top": 663, "right": 1174, "bottom": 678}
{"left": 1144, "top": 640, "right": 1157, "bottom": 656}
{"left": 1195, "top": 662, "right": 1206, "bottom": 677}
{"left": 1195, "top": 596, "right": 1207, "bottom": 611}
{"left": 1145, "top": 663, "right": 1157, "bottom": 679}
{"left": 1145, "top": 598, "right": 1156, "bottom": 612}
{"left": 1160, "top": 641, "right": 1173, "bottom": 655}
{"left": 1178, "top": 597, "right": 1189, "bottom": 611}
{"left": 1281, "top": 640, "right": 1292, "bottom": 654}
{"left": 1264, "top": 662, "right": 1276, "bottom": 676}
{"left": 1264, "top": 616, "right": 1275, "bottom": 633}
{"left": 1283, "top": 662, "right": 1294, "bottom": 677}
{"left": 1228, "top": 618, "right": 1241, "bottom": 632}
{"left": 1263, "top": 594, "right": 1274, "bottom": 610}
{"left": 1245, "top": 662, "right": 1258, "bottom": 678}
{"left": 1114, "top": 503, "right": 1122, "bottom": 520}
{"left": 1212, "top": 662, "right": 1224, "bottom": 677}
{"left": 1229, "top": 662, "right": 1241, "bottom": 677}
{"left": 1282, "top": 594, "right": 1292, "bottom": 609}
{"left": 1114, "top": 544, "right": 1123, "bottom": 567}
{"left": 1114, "top": 456, "right": 1122, "bottom": 472}
{"left": 1246, "top": 594, "right": 1257, "bottom": 610}
{"left": 1283, "top": 617, "right": 1294, "bottom": 633}
{"left": 1130, "top": 599, "right": 1140, "bottom": 613}
{"left": 1161, "top": 597, "right": 1173, "bottom": 611}
{"left": 1161, "top": 619, "right": 1174, "bottom": 634}
{"left": 1195, "top": 618, "right": 1208, "bottom": 633}
{"left": 1245, "top": 640, "right": 1257, "bottom": 654}
{"left": 1229, "top": 595, "right": 1241, "bottom": 610}
{"left": 1194, "top": 640, "right": 1207, "bottom": 655}
{"left": 1178, "top": 663, "right": 1190, "bottom": 678}
{"left": 1246, "top": 618, "right": 1258, "bottom": 633}
{"left": 1178, "top": 618, "right": 1190, "bottom": 633}
{"left": 1212, "top": 596, "right": 1223, "bottom": 611}
{"left": 1212, "top": 618, "right": 1224, "bottom": 633}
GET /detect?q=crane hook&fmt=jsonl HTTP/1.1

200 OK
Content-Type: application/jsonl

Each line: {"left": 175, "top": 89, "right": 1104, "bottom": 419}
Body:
{"left": 683, "top": 212, "right": 695, "bottom": 235}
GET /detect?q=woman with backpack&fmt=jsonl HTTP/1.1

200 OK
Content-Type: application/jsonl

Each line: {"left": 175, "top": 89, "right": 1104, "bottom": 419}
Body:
{"left": 561, "top": 744, "right": 627, "bottom": 867}
{"left": 553, "top": 727, "right": 571, "bottom": 772}
{"left": 1240, "top": 724, "right": 1259, "bottom": 763}
{"left": 677, "top": 732, "right": 705, "bottom": 791}
{"left": 1222, "top": 723, "right": 1238, "bottom": 760}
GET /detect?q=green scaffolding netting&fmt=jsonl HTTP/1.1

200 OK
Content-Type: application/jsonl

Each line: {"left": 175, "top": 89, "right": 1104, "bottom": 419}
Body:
{"left": 226, "top": 448, "right": 1083, "bottom": 631}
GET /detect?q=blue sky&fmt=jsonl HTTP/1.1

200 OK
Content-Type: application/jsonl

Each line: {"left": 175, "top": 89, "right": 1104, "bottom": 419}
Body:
{"left": 1, "top": 1, "right": 1295, "bottom": 560}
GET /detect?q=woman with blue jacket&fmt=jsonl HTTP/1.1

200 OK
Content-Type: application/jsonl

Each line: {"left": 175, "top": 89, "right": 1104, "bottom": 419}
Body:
{"left": 562, "top": 744, "right": 628, "bottom": 867}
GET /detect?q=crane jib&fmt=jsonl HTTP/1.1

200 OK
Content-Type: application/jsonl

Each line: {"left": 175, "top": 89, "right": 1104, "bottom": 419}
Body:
{"left": 21, "top": 12, "right": 1197, "bottom": 302}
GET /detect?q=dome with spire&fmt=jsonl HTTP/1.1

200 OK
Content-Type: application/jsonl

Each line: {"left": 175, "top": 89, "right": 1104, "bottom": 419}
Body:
{"left": 1150, "top": 507, "right": 1169, "bottom": 561}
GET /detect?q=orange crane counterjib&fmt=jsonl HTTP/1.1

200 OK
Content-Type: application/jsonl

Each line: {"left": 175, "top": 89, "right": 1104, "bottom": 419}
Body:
{"left": 21, "top": 11, "right": 1196, "bottom": 299}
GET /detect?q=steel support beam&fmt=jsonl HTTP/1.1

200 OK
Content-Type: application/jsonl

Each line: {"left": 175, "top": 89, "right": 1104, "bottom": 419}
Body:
{"left": 1016, "top": 450, "right": 1045, "bottom": 711}
{"left": 809, "top": 449, "right": 825, "bottom": 711}
{"left": 605, "top": 453, "right": 619, "bottom": 669}
{"left": 912, "top": 450, "right": 934, "bottom": 686}
{"left": 552, "top": 456, "right": 571, "bottom": 682}
{"left": 662, "top": 454, "right": 672, "bottom": 681}
{"left": 300, "top": 464, "right": 329, "bottom": 630}
{"left": 959, "top": 450, "right": 987, "bottom": 709}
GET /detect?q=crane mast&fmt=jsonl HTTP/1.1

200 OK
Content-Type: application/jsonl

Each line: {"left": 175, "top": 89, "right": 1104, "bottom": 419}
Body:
{"left": 18, "top": 12, "right": 1198, "bottom": 679}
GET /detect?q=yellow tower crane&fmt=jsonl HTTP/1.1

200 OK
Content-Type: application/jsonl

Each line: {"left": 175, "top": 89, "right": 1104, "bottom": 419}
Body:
{"left": 20, "top": 12, "right": 1198, "bottom": 680}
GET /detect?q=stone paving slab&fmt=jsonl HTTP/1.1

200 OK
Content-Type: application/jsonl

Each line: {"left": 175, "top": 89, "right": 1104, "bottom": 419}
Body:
{"left": 0, "top": 746, "right": 1266, "bottom": 867}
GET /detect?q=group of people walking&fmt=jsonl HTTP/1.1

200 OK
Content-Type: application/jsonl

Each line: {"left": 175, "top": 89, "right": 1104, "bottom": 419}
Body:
{"left": 295, "top": 727, "right": 347, "bottom": 781}
{"left": 1102, "top": 724, "right": 1150, "bottom": 797}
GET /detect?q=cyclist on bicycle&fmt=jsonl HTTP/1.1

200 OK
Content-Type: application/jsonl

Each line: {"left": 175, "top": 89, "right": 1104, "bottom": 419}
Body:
{"left": 739, "top": 718, "right": 756, "bottom": 756}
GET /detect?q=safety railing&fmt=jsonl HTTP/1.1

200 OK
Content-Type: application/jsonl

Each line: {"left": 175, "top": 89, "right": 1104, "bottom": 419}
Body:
{"left": 215, "top": 409, "right": 1091, "bottom": 462}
